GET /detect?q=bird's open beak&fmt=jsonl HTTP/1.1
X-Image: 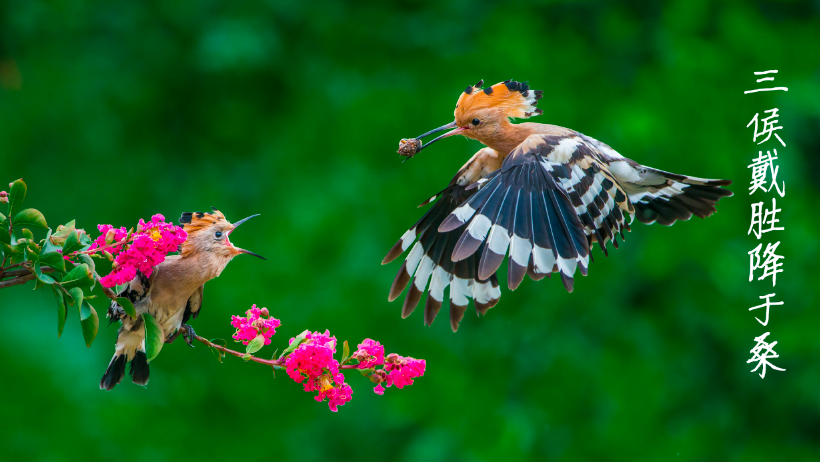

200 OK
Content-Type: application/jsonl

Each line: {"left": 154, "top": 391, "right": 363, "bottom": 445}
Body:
{"left": 413, "top": 121, "right": 469, "bottom": 154}
{"left": 227, "top": 214, "right": 266, "bottom": 260}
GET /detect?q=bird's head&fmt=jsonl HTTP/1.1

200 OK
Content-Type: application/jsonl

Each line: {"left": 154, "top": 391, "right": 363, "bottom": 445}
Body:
{"left": 178, "top": 209, "right": 265, "bottom": 261}
{"left": 409, "top": 80, "right": 542, "bottom": 154}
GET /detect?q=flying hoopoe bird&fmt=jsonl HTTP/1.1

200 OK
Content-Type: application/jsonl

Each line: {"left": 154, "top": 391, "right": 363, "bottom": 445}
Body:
{"left": 100, "top": 209, "right": 264, "bottom": 390}
{"left": 384, "top": 79, "right": 732, "bottom": 332}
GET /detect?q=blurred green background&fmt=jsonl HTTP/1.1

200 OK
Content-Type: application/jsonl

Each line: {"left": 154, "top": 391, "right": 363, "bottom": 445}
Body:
{"left": 1, "top": 0, "right": 818, "bottom": 460}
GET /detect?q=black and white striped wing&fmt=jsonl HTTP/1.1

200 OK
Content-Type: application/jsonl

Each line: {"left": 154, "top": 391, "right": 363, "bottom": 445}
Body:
{"left": 383, "top": 184, "right": 501, "bottom": 332}
{"left": 439, "top": 134, "right": 635, "bottom": 293}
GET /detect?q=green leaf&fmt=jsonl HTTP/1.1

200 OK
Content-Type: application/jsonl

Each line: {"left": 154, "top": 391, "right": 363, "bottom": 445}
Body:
{"left": 7, "top": 179, "right": 26, "bottom": 218}
{"left": 53, "top": 287, "right": 67, "bottom": 337}
{"left": 210, "top": 346, "right": 224, "bottom": 363}
{"left": 0, "top": 228, "right": 9, "bottom": 245}
{"left": 0, "top": 212, "right": 6, "bottom": 227}
{"left": 79, "top": 232, "right": 93, "bottom": 247}
{"left": 39, "top": 252, "right": 65, "bottom": 273}
{"left": 62, "top": 230, "right": 81, "bottom": 255}
{"left": 34, "top": 261, "right": 57, "bottom": 284}
{"left": 114, "top": 283, "right": 128, "bottom": 294}
{"left": 279, "top": 329, "right": 310, "bottom": 360}
{"left": 41, "top": 228, "right": 62, "bottom": 253}
{"left": 60, "top": 263, "right": 93, "bottom": 289}
{"left": 51, "top": 220, "right": 76, "bottom": 243}
{"left": 143, "top": 313, "right": 163, "bottom": 362}
{"left": 115, "top": 297, "right": 137, "bottom": 319}
{"left": 76, "top": 253, "right": 95, "bottom": 275}
{"left": 13, "top": 209, "right": 47, "bottom": 229}
{"left": 66, "top": 287, "right": 83, "bottom": 306}
{"left": 79, "top": 301, "right": 99, "bottom": 347}
{"left": 39, "top": 231, "right": 66, "bottom": 273}
{"left": 5, "top": 242, "right": 24, "bottom": 264}
{"left": 21, "top": 228, "right": 33, "bottom": 241}
{"left": 341, "top": 340, "right": 350, "bottom": 365}
{"left": 245, "top": 334, "right": 266, "bottom": 355}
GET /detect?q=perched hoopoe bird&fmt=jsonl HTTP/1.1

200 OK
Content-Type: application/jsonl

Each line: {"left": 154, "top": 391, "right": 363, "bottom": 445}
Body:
{"left": 384, "top": 79, "right": 732, "bottom": 332}
{"left": 100, "top": 209, "right": 264, "bottom": 390}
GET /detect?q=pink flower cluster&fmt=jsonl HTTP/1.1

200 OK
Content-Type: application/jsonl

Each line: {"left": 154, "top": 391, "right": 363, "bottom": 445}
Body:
{"left": 284, "top": 330, "right": 353, "bottom": 412}
{"left": 379, "top": 354, "right": 426, "bottom": 394}
{"left": 96, "top": 214, "right": 187, "bottom": 288}
{"left": 88, "top": 224, "right": 128, "bottom": 255}
{"left": 352, "top": 339, "right": 385, "bottom": 369}
{"left": 223, "top": 306, "right": 427, "bottom": 412}
{"left": 230, "top": 305, "right": 281, "bottom": 346}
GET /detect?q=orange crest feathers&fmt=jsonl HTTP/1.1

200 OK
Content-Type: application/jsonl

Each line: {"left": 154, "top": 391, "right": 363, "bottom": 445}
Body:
{"left": 179, "top": 208, "right": 227, "bottom": 233}
{"left": 455, "top": 79, "right": 543, "bottom": 121}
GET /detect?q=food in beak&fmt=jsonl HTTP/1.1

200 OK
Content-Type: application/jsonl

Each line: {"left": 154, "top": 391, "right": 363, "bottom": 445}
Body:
{"left": 398, "top": 138, "right": 422, "bottom": 158}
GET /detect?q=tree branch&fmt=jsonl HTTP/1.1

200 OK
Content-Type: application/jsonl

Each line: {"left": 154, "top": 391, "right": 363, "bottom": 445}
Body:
{"left": 0, "top": 272, "right": 36, "bottom": 289}
{"left": 0, "top": 267, "right": 55, "bottom": 289}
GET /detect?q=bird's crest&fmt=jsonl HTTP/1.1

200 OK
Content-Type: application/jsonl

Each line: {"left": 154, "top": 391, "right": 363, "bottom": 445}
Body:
{"left": 455, "top": 79, "right": 543, "bottom": 121}
{"left": 179, "top": 207, "right": 226, "bottom": 233}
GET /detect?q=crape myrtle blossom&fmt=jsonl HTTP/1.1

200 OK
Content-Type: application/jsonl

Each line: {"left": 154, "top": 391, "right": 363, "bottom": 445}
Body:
{"left": 230, "top": 305, "right": 281, "bottom": 346}
{"left": 91, "top": 214, "right": 187, "bottom": 288}
{"left": 223, "top": 307, "right": 426, "bottom": 412}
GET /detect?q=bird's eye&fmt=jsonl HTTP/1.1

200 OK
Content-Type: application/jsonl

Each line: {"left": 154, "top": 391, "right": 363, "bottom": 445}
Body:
{"left": 215, "top": 231, "right": 223, "bottom": 238}
{"left": 472, "top": 118, "right": 480, "bottom": 126}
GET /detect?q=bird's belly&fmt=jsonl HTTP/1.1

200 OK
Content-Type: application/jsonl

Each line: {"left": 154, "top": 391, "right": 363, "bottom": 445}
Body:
{"left": 147, "top": 304, "right": 186, "bottom": 340}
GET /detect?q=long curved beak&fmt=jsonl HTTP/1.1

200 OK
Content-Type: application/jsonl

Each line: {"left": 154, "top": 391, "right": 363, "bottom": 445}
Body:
{"left": 413, "top": 121, "right": 468, "bottom": 155}
{"left": 228, "top": 214, "right": 266, "bottom": 260}
{"left": 228, "top": 214, "right": 260, "bottom": 234}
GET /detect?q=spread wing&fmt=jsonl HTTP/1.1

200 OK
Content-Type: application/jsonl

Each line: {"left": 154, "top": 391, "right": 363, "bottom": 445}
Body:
{"left": 182, "top": 285, "right": 204, "bottom": 325}
{"left": 439, "top": 134, "right": 634, "bottom": 293}
{"left": 383, "top": 150, "right": 503, "bottom": 332}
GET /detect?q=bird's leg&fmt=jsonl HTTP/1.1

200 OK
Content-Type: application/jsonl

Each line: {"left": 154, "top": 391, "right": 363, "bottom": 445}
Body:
{"left": 181, "top": 324, "right": 196, "bottom": 348}
{"left": 165, "top": 328, "right": 183, "bottom": 344}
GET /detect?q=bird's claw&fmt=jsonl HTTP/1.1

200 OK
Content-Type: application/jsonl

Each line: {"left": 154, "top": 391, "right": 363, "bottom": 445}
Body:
{"left": 182, "top": 324, "right": 196, "bottom": 348}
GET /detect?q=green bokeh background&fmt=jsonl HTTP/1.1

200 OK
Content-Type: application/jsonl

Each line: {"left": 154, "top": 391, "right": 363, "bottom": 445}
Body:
{"left": 1, "top": 1, "right": 818, "bottom": 461}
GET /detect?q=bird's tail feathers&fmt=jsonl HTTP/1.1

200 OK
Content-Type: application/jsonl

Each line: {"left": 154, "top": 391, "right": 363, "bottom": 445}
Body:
{"left": 100, "top": 326, "right": 149, "bottom": 390}
{"left": 629, "top": 167, "right": 733, "bottom": 226}
{"left": 100, "top": 353, "right": 127, "bottom": 391}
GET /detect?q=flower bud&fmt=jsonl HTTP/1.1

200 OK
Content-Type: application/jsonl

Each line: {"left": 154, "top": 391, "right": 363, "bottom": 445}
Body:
{"left": 0, "top": 190, "right": 7, "bottom": 197}
{"left": 369, "top": 370, "right": 388, "bottom": 384}
{"left": 104, "top": 228, "right": 117, "bottom": 245}
{"left": 260, "top": 307, "right": 269, "bottom": 317}
{"left": 112, "top": 261, "right": 120, "bottom": 270}
{"left": 104, "top": 250, "right": 114, "bottom": 261}
{"left": 0, "top": 196, "right": 7, "bottom": 204}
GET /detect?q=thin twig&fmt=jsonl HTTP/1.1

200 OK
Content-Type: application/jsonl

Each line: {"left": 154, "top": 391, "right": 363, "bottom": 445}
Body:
{"left": 93, "top": 271, "right": 119, "bottom": 301}
{"left": 193, "top": 335, "right": 362, "bottom": 370}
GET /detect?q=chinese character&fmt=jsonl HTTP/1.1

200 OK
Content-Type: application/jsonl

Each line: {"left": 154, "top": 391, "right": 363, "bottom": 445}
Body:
{"left": 747, "top": 109, "right": 786, "bottom": 147}
{"left": 744, "top": 70, "right": 788, "bottom": 94}
{"left": 747, "top": 332, "right": 785, "bottom": 378}
{"left": 749, "top": 293, "right": 783, "bottom": 326}
{"left": 748, "top": 198, "right": 784, "bottom": 239}
{"left": 748, "top": 150, "right": 785, "bottom": 196}
{"left": 749, "top": 242, "right": 784, "bottom": 286}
